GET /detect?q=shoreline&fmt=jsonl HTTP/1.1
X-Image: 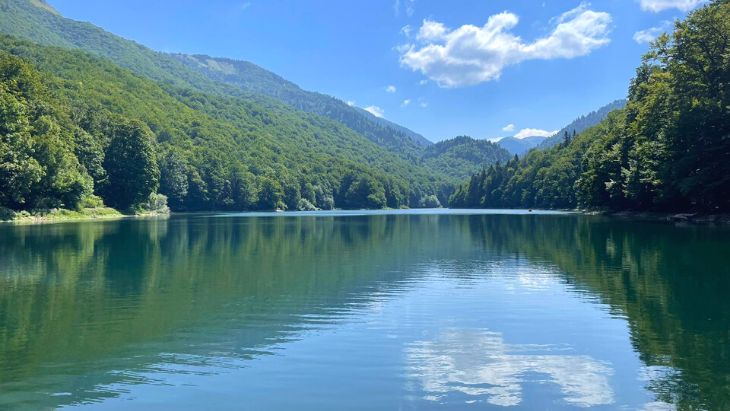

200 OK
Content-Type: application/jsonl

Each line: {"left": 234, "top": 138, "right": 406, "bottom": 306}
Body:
{"left": 1, "top": 207, "right": 169, "bottom": 225}
{"left": 3, "top": 207, "right": 728, "bottom": 226}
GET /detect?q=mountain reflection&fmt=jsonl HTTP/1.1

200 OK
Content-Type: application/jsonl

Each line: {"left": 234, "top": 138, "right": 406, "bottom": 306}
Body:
{"left": 407, "top": 328, "right": 613, "bottom": 407}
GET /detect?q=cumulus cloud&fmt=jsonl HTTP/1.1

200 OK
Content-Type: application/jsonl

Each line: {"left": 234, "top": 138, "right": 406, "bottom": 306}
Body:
{"left": 400, "top": 24, "right": 412, "bottom": 37}
{"left": 346, "top": 100, "right": 355, "bottom": 107}
{"left": 386, "top": 85, "right": 397, "bottom": 93}
{"left": 401, "top": 99, "right": 412, "bottom": 107}
{"left": 364, "top": 105, "right": 385, "bottom": 118}
{"left": 637, "top": 0, "right": 705, "bottom": 12}
{"left": 515, "top": 128, "right": 557, "bottom": 138}
{"left": 633, "top": 21, "right": 671, "bottom": 43}
{"left": 417, "top": 20, "right": 448, "bottom": 41}
{"left": 502, "top": 123, "right": 515, "bottom": 132}
{"left": 398, "top": 4, "right": 612, "bottom": 87}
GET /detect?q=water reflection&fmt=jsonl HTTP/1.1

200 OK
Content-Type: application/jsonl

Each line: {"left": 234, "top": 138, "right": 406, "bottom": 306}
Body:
{"left": 0, "top": 212, "right": 727, "bottom": 409}
{"left": 407, "top": 328, "right": 613, "bottom": 407}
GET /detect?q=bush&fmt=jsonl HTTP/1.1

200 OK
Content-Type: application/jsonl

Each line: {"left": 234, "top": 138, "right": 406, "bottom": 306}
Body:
{"left": 296, "top": 198, "right": 317, "bottom": 211}
{"left": 79, "top": 194, "right": 105, "bottom": 208}
{"left": 137, "top": 193, "right": 169, "bottom": 214}
{"left": 420, "top": 194, "right": 442, "bottom": 208}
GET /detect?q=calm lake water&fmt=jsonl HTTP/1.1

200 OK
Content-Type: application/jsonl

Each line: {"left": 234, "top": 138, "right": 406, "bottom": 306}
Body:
{"left": 0, "top": 210, "right": 728, "bottom": 410}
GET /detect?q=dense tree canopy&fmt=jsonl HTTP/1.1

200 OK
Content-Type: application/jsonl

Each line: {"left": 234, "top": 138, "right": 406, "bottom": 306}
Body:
{"left": 101, "top": 120, "right": 160, "bottom": 210}
{"left": 452, "top": 0, "right": 730, "bottom": 213}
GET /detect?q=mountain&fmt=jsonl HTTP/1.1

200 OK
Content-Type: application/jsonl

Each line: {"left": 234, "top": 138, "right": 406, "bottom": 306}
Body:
{"left": 171, "top": 54, "right": 432, "bottom": 156}
{"left": 497, "top": 136, "right": 547, "bottom": 156}
{"left": 0, "top": 34, "right": 444, "bottom": 212}
{"left": 0, "top": 0, "right": 431, "bottom": 159}
{"left": 421, "top": 136, "right": 511, "bottom": 181}
{"left": 537, "top": 99, "right": 627, "bottom": 149}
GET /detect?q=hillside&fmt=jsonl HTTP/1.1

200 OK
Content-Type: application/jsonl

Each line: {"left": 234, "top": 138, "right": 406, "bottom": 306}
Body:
{"left": 497, "top": 136, "right": 547, "bottom": 156}
{"left": 0, "top": 0, "right": 430, "bottom": 159}
{"left": 421, "top": 136, "right": 511, "bottom": 181}
{"left": 537, "top": 99, "right": 626, "bottom": 149}
{"left": 172, "top": 54, "right": 432, "bottom": 156}
{"left": 451, "top": 1, "right": 730, "bottom": 212}
{"left": 0, "top": 35, "right": 443, "bottom": 212}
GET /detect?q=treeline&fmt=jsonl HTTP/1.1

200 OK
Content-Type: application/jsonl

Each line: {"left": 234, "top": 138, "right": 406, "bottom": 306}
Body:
{"left": 451, "top": 0, "right": 730, "bottom": 212}
{"left": 0, "top": 35, "right": 447, "bottom": 213}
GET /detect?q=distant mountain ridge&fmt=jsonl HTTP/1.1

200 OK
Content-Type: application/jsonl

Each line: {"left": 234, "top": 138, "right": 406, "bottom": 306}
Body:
{"left": 537, "top": 99, "right": 627, "bottom": 149}
{"left": 497, "top": 136, "right": 547, "bottom": 156}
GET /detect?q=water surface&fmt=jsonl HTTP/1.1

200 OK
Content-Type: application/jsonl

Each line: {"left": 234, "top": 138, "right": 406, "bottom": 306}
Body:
{"left": 0, "top": 210, "right": 728, "bottom": 409}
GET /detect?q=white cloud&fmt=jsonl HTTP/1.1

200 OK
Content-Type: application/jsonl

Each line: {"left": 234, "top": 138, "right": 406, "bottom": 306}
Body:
{"left": 346, "top": 100, "right": 355, "bottom": 107}
{"left": 398, "top": 5, "right": 612, "bottom": 87}
{"left": 364, "top": 105, "right": 385, "bottom": 118}
{"left": 401, "top": 99, "right": 412, "bottom": 107}
{"left": 417, "top": 20, "right": 448, "bottom": 41}
{"left": 393, "top": 0, "right": 415, "bottom": 17}
{"left": 400, "top": 24, "right": 412, "bottom": 37}
{"left": 386, "top": 85, "right": 397, "bottom": 93}
{"left": 502, "top": 123, "right": 515, "bottom": 132}
{"left": 407, "top": 329, "right": 614, "bottom": 407}
{"left": 418, "top": 79, "right": 429, "bottom": 85}
{"left": 637, "top": 0, "right": 705, "bottom": 12}
{"left": 418, "top": 99, "right": 428, "bottom": 108}
{"left": 514, "top": 128, "right": 557, "bottom": 138}
{"left": 633, "top": 21, "right": 671, "bottom": 43}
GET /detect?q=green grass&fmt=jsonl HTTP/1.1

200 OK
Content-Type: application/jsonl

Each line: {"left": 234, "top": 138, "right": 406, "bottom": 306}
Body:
{"left": 2, "top": 207, "right": 127, "bottom": 224}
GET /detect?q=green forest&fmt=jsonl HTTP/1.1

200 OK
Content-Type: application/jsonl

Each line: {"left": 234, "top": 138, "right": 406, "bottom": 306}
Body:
{"left": 1, "top": 0, "right": 728, "bottom": 216}
{"left": 0, "top": 0, "right": 518, "bottom": 215}
{"left": 451, "top": 1, "right": 730, "bottom": 212}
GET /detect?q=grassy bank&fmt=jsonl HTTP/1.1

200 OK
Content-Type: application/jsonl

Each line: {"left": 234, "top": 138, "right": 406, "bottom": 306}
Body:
{"left": 0, "top": 207, "right": 168, "bottom": 225}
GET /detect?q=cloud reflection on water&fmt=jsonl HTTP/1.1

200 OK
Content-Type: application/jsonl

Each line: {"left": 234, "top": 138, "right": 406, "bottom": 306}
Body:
{"left": 406, "top": 328, "right": 614, "bottom": 407}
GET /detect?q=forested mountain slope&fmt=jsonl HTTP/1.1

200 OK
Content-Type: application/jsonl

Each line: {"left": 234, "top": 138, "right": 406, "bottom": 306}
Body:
{"left": 421, "top": 136, "right": 511, "bottom": 181}
{"left": 172, "top": 54, "right": 431, "bottom": 156}
{"left": 451, "top": 1, "right": 730, "bottom": 212}
{"left": 0, "top": 35, "right": 443, "bottom": 212}
{"left": 537, "top": 99, "right": 627, "bottom": 150}
{"left": 0, "top": 0, "right": 430, "bottom": 158}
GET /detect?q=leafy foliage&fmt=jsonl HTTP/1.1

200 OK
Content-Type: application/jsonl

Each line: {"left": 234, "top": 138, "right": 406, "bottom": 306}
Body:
{"left": 101, "top": 120, "right": 160, "bottom": 210}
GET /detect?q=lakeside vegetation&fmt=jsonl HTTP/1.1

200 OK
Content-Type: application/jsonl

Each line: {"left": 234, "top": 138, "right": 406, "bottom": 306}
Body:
{"left": 450, "top": 1, "right": 729, "bottom": 213}
{"left": 0, "top": 0, "right": 515, "bottom": 217}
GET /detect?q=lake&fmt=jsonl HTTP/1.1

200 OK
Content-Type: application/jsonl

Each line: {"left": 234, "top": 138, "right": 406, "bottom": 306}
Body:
{"left": 0, "top": 210, "right": 728, "bottom": 410}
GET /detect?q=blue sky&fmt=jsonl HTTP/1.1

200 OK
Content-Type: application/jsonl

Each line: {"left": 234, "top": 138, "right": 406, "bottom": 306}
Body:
{"left": 49, "top": 0, "right": 704, "bottom": 142}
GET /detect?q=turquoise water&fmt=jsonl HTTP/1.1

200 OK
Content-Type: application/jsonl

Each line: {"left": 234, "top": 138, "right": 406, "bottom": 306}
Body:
{"left": 0, "top": 210, "right": 727, "bottom": 409}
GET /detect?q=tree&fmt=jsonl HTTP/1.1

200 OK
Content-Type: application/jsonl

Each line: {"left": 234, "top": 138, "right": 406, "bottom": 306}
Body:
{"left": 0, "top": 75, "right": 42, "bottom": 208}
{"left": 257, "top": 177, "right": 283, "bottom": 210}
{"left": 102, "top": 120, "right": 160, "bottom": 210}
{"left": 159, "top": 149, "right": 189, "bottom": 209}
